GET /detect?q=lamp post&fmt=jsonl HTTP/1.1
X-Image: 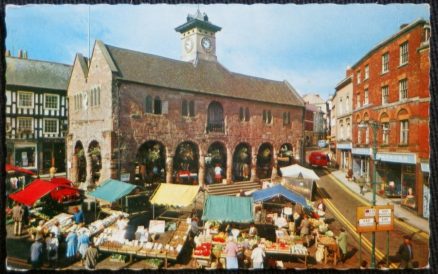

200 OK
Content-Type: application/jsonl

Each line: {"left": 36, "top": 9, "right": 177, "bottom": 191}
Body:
{"left": 358, "top": 120, "right": 380, "bottom": 268}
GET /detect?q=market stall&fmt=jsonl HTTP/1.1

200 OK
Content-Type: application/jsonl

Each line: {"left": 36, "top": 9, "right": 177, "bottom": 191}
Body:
{"left": 149, "top": 183, "right": 200, "bottom": 219}
{"left": 88, "top": 179, "right": 138, "bottom": 214}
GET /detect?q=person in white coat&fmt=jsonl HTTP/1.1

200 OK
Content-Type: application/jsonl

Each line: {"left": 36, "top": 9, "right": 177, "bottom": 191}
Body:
{"left": 251, "top": 243, "right": 265, "bottom": 269}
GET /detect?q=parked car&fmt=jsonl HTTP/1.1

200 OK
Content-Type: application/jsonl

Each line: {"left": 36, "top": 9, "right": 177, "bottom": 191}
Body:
{"left": 317, "top": 140, "right": 327, "bottom": 148}
{"left": 309, "top": 151, "right": 330, "bottom": 167}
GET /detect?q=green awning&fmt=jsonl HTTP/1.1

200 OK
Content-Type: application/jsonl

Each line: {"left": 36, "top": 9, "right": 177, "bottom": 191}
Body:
{"left": 88, "top": 179, "right": 137, "bottom": 203}
{"left": 202, "top": 195, "right": 254, "bottom": 223}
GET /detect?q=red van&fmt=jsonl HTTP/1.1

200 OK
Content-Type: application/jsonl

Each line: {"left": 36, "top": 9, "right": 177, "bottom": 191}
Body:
{"left": 309, "top": 152, "right": 330, "bottom": 167}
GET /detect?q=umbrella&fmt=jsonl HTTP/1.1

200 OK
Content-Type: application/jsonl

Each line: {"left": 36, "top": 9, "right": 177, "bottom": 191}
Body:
{"left": 5, "top": 164, "right": 36, "bottom": 175}
{"left": 279, "top": 164, "right": 320, "bottom": 181}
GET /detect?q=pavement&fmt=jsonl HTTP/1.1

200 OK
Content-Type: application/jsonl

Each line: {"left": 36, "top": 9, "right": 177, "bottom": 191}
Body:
{"left": 329, "top": 169, "right": 430, "bottom": 235}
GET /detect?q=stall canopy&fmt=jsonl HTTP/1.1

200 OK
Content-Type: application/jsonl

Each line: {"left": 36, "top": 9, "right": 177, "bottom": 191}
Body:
{"left": 252, "top": 184, "right": 307, "bottom": 206}
{"left": 280, "top": 164, "right": 320, "bottom": 181}
{"left": 150, "top": 183, "right": 200, "bottom": 207}
{"left": 5, "top": 164, "right": 35, "bottom": 175}
{"left": 9, "top": 179, "right": 61, "bottom": 206}
{"left": 88, "top": 179, "right": 137, "bottom": 203}
{"left": 202, "top": 195, "right": 254, "bottom": 223}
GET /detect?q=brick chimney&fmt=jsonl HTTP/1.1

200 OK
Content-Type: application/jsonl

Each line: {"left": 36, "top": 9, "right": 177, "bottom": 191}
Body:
{"left": 400, "top": 23, "right": 408, "bottom": 30}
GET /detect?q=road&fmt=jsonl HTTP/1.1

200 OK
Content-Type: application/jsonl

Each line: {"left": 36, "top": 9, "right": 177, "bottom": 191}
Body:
{"left": 313, "top": 167, "right": 429, "bottom": 268}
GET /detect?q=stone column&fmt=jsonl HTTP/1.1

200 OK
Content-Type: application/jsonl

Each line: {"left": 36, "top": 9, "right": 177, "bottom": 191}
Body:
{"left": 250, "top": 146, "right": 258, "bottom": 182}
{"left": 71, "top": 155, "right": 78, "bottom": 183}
{"left": 226, "top": 147, "right": 233, "bottom": 184}
{"left": 198, "top": 154, "right": 205, "bottom": 186}
{"left": 166, "top": 155, "right": 174, "bottom": 183}
{"left": 85, "top": 153, "right": 93, "bottom": 189}
{"left": 271, "top": 147, "right": 278, "bottom": 179}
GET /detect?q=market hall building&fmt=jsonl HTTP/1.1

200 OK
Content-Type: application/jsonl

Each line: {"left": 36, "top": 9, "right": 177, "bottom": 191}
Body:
{"left": 350, "top": 19, "right": 430, "bottom": 217}
{"left": 66, "top": 11, "right": 305, "bottom": 188}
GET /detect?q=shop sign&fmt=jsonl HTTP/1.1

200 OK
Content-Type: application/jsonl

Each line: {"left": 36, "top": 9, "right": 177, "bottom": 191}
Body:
{"left": 376, "top": 152, "right": 416, "bottom": 165}
{"left": 149, "top": 220, "right": 165, "bottom": 233}
{"left": 337, "top": 143, "right": 352, "bottom": 150}
{"left": 120, "top": 173, "right": 130, "bottom": 182}
{"left": 421, "top": 162, "right": 430, "bottom": 173}
{"left": 352, "top": 147, "right": 371, "bottom": 156}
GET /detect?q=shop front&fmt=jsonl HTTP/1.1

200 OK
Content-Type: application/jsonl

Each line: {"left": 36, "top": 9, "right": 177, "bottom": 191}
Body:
{"left": 375, "top": 152, "right": 418, "bottom": 210}
{"left": 351, "top": 147, "right": 371, "bottom": 180}
{"left": 336, "top": 142, "right": 352, "bottom": 171}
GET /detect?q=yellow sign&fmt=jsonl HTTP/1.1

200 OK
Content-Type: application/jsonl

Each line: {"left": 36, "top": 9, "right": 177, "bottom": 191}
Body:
{"left": 356, "top": 205, "right": 394, "bottom": 233}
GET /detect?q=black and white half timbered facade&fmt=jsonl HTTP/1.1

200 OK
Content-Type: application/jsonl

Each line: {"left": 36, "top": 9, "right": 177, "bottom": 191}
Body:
{"left": 5, "top": 55, "right": 71, "bottom": 175}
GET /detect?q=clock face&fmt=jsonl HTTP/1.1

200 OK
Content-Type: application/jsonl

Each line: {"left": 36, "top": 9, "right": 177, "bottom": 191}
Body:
{"left": 201, "top": 37, "right": 212, "bottom": 51}
{"left": 184, "top": 39, "right": 193, "bottom": 53}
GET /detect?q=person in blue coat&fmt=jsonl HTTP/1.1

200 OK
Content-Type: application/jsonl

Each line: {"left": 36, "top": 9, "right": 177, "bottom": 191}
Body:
{"left": 66, "top": 229, "right": 78, "bottom": 261}
{"left": 77, "top": 231, "right": 90, "bottom": 260}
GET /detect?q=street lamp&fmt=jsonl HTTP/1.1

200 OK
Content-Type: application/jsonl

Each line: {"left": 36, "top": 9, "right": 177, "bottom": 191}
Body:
{"left": 358, "top": 120, "right": 380, "bottom": 268}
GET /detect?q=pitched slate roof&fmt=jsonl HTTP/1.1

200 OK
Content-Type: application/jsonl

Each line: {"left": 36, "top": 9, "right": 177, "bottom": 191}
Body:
{"left": 6, "top": 57, "right": 72, "bottom": 90}
{"left": 100, "top": 42, "right": 304, "bottom": 107}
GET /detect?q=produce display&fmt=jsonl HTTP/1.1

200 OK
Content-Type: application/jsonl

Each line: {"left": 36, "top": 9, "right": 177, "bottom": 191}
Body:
{"left": 212, "top": 232, "right": 227, "bottom": 244}
{"left": 42, "top": 213, "right": 73, "bottom": 233}
{"left": 291, "top": 244, "right": 308, "bottom": 255}
{"left": 193, "top": 242, "right": 212, "bottom": 257}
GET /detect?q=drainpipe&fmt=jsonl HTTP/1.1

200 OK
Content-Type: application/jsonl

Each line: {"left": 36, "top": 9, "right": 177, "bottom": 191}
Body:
{"left": 115, "top": 80, "right": 121, "bottom": 180}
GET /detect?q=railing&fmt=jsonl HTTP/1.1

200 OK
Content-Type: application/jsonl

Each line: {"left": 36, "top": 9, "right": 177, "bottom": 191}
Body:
{"left": 206, "top": 122, "right": 225, "bottom": 133}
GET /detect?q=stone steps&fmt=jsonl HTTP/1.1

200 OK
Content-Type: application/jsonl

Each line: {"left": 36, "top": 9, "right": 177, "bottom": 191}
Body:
{"left": 206, "top": 181, "right": 261, "bottom": 196}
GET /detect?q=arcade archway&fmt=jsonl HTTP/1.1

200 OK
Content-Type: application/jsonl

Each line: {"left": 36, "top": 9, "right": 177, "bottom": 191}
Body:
{"left": 257, "top": 143, "right": 273, "bottom": 179}
{"left": 74, "top": 141, "right": 86, "bottom": 183}
{"left": 174, "top": 141, "right": 199, "bottom": 184}
{"left": 205, "top": 142, "right": 227, "bottom": 184}
{"left": 278, "top": 143, "right": 294, "bottom": 176}
{"left": 232, "top": 143, "right": 251, "bottom": 182}
{"left": 136, "top": 141, "right": 166, "bottom": 183}
{"left": 88, "top": 141, "right": 102, "bottom": 184}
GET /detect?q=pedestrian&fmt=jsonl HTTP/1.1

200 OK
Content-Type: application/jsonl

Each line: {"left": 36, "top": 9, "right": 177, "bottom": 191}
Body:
{"left": 248, "top": 223, "right": 258, "bottom": 238}
{"left": 397, "top": 235, "right": 414, "bottom": 268}
{"left": 66, "top": 229, "right": 78, "bottom": 262}
{"left": 316, "top": 199, "right": 326, "bottom": 213}
{"left": 30, "top": 236, "right": 44, "bottom": 269}
{"left": 224, "top": 236, "right": 239, "bottom": 269}
{"left": 50, "top": 221, "right": 61, "bottom": 241}
{"left": 356, "top": 176, "right": 365, "bottom": 195}
{"left": 77, "top": 229, "right": 90, "bottom": 261}
{"left": 49, "top": 166, "right": 57, "bottom": 179}
{"left": 22, "top": 204, "right": 29, "bottom": 227}
{"left": 336, "top": 228, "right": 348, "bottom": 263}
{"left": 72, "top": 207, "right": 85, "bottom": 225}
{"left": 84, "top": 241, "right": 99, "bottom": 270}
{"left": 251, "top": 243, "right": 265, "bottom": 269}
{"left": 299, "top": 215, "right": 310, "bottom": 246}
{"left": 214, "top": 164, "right": 223, "bottom": 183}
{"left": 360, "top": 260, "right": 368, "bottom": 269}
{"left": 46, "top": 232, "right": 59, "bottom": 267}
{"left": 11, "top": 202, "right": 24, "bottom": 236}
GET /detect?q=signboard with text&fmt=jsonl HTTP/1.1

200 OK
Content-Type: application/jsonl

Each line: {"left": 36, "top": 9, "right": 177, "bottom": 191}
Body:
{"left": 356, "top": 205, "right": 394, "bottom": 233}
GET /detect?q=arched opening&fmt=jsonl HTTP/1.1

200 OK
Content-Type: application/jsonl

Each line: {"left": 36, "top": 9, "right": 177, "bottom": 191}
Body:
{"left": 136, "top": 141, "right": 166, "bottom": 184}
{"left": 74, "top": 141, "right": 86, "bottom": 183}
{"left": 88, "top": 141, "right": 101, "bottom": 184}
{"left": 232, "top": 143, "right": 251, "bottom": 182}
{"left": 207, "top": 101, "right": 224, "bottom": 133}
{"left": 205, "top": 142, "right": 227, "bottom": 184}
{"left": 278, "top": 143, "right": 294, "bottom": 175}
{"left": 174, "top": 141, "right": 199, "bottom": 184}
{"left": 257, "top": 143, "right": 273, "bottom": 179}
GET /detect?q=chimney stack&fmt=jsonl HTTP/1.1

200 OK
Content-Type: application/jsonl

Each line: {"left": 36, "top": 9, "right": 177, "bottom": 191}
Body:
{"left": 400, "top": 23, "right": 408, "bottom": 30}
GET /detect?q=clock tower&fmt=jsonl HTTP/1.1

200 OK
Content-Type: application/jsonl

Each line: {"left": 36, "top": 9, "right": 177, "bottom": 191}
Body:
{"left": 175, "top": 10, "right": 221, "bottom": 62}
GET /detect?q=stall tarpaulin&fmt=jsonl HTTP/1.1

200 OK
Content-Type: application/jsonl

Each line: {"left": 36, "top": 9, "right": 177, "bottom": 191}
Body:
{"left": 9, "top": 179, "right": 60, "bottom": 206}
{"left": 279, "top": 164, "right": 319, "bottom": 181}
{"left": 5, "top": 164, "right": 36, "bottom": 175}
{"left": 252, "top": 184, "right": 307, "bottom": 206}
{"left": 202, "top": 195, "right": 253, "bottom": 223}
{"left": 150, "top": 183, "right": 200, "bottom": 207}
{"left": 88, "top": 179, "right": 137, "bottom": 203}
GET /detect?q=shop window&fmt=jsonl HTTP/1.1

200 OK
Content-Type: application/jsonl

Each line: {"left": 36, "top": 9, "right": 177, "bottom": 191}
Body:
{"left": 15, "top": 146, "right": 36, "bottom": 168}
{"left": 145, "top": 96, "right": 153, "bottom": 113}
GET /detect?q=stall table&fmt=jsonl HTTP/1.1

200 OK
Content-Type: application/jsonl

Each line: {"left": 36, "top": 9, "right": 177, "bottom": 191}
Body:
{"left": 318, "top": 236, "right": 339, "bottom": 265}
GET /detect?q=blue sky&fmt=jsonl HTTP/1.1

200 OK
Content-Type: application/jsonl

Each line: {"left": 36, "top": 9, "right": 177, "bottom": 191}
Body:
{"left": 6, "top": 4, "right": 429, "bottom": 100}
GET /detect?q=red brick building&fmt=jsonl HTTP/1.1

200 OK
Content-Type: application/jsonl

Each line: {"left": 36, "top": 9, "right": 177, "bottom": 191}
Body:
{"left": 66, "top": 11, "right": 305, "bottom": 188}
{"left": 350, "top": 19, "right": 430, "bottom": 217}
